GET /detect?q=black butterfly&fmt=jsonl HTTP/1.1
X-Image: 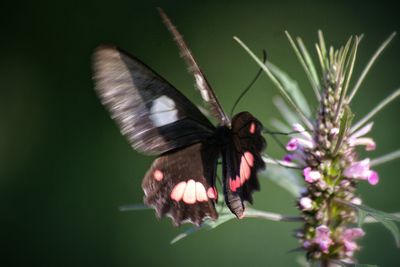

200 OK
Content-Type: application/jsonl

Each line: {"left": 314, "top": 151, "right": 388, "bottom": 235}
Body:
{"left": 93, "top": 9, "right": 266, "bottom": 226}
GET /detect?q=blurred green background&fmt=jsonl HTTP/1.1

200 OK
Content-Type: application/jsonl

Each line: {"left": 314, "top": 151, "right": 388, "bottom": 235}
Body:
{"left": 2, "top": 0, "right": 400, "bottom": 266}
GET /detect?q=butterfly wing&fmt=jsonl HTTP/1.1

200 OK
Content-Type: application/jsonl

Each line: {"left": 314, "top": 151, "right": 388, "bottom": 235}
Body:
{"left": 158, "top": 9, "right": 230, "bottom": 126}
{"left": 142, "top": 142, "right": 219, "bottom": 226}
{"left": 223, "top": 112, "right": 266, "bottom": 218}
{"left": 93, "top": 45, "right": 215, "bottom": 156}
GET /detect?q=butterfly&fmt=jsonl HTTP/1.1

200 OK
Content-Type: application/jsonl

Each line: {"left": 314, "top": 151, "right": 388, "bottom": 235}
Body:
{"left": 92, "top": 9, "right": 266, "bottom": 226}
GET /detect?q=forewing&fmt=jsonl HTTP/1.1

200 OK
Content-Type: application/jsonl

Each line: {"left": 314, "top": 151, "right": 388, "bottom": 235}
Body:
{"left": 158, "top": 9, "right": 230, "bottom": 126}
{"left": 142, "top": 143, "right": 219, "bottom": 226}
{"left": 93, "top": 45, "right": 215, "bottom": 155}
{"left": 223, "top": 112, "right": 266, "bottom": 218}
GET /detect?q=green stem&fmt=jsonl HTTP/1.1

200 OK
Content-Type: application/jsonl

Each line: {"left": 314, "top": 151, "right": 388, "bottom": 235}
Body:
{"left": 371, "top": 149, "right": 400, "bottom": 166}
{"left": 244, "top": 209, "right": 302, "bottom": 222}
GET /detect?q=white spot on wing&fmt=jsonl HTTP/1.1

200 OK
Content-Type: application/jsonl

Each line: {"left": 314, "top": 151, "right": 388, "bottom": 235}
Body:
{"left": 194, "top": 74, "right": 210, "bottom": 101}
{"left": 183, "top": 179, "right": 196, "bottom": 204}
{"left": 149, "top": 95, "right": 178, "bottom": 127}
{"left": 195, "top": 182, "right": 208, "bottom": 202}
{"left": 171, "top": 181, "right": 187, "bottom": 201}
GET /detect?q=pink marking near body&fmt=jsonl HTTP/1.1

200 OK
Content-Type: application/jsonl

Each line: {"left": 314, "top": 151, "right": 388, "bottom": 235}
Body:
{"left": 230, "top": 176, "right": 243, "bottom": 192}
{"left": 207, "top": 187, "right": 218, "bottom": 199}
{"left": 244, "top": 151, "right": 254, "bottom": 167}
{"left": 153, "top": 169, "right": 164, "bottom": 181}
{"left": 195, "top": 182, "right": 208, "bottom": 202}
{"left": 249, "top": 122, "right": 256, "bottom": 134}
{"left": 183, "top": 179, "right": 196, "bottom": 204}
{"left": 240, "top": 156, "right": 251, "bottom": 181}
{"left": 229, "top": 178, "right": 237, "bottom": 192}
{"left": 235, "top": 175, "right": 242, "bottom": 188}
{"left": 170, "top": 181, "right": 187, "bottom": 201}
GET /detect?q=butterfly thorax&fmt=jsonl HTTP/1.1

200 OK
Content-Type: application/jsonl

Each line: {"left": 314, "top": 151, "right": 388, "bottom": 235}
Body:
{"left": 214, "top": 125, "right": 232, "bottom": 147}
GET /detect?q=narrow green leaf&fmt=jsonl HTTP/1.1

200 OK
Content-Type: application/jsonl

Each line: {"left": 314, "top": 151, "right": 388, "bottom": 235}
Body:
{"left": 336, "top": 261, "right": 378, "bottom": 267}
{"left": 348, "top": 32, "right": 396, "bottom": 103}
{"left": 315, "top": 43, "right": 326, "bottom": 73}
{"left": 351, "top": 88, "right": 400, "bottom": 133}
{"left": 269, "top": 118, "right": 291, "bottom": 133}
{"left": 378, "top": 219, "right": 400, "bottom": 247}
{"left": 285, "top": 31, "right": 320, "bottom": 100}
{"left": 245, "top": 207, "right": 302, "bottom": 222}
{"left": 333, "top": 105, "right": 353, "bottom": 155}
{"left": 267, "top": 63, "right": 312, "bottom": 117}
{"left": 234, "top": 36, "right": 314, "bottom": 130}
{"left": 297, "top": 37, "right": 320, "bottom": 89}
{"left": 318, "top": 30, "right": 328, "bottom": 70}
{"left": 262, "top": 164, "right": 304, "bottom": 197}
{"left": 119, "top": 204, "right": 150, "bottom": 211}
{"left": 358, "top": 209, "right": 368, "bottom": 227}
{"left": 170, "top": 225, "right": 204, "bottom": 244}
{"left": 371, "top": 149, "right": 400, "bottom": 167}
{"left": 335, "top": 36, "right": 359, "bottom": 121}
{"left": 346, "top": 202, "right": 400, "bottom": 222}
{"left": 338, "top": 200, "right": 400, "bottom": 247}
{"left": 170, "top": 212, "right": 235, "bottom": 244}
{"left": 273, "top": 96, "right": 304, "bottom": 126}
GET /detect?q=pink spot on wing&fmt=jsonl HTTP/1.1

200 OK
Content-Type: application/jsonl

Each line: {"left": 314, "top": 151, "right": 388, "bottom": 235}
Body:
{"left": 183, "top": 179, "right": 196, "bottom": 204}
{"left": 230, "top": 176, "right": 242, "bottom": 192}
{"left": 195, "top": 182, "right": 208, "bottom": 202}
{"left": 249, "top": 122, "right": 256, "bottom": 134}
{"left": 229, "top": 178, "right": 237, "bottom": 192}
{"left": 244, "top": 151, "right": 254, "bottom": 167}
{"left": 153, "top": 169, "right": 164, "bottom": 181}
{"left": 240, "top": 155, "right": 251, "bottom": 181}
{"left": 207, "top": 187, "right": 217, "bottom": 199}
{"left": 235, "top": 175, "right": 242, "bottom": 188}
{"left": 170, "top": 181, "right": 187, "bottom": 201}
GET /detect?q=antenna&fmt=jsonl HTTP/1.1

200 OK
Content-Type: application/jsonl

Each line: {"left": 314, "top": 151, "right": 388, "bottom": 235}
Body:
{"left": 230, "top": 50, "right": 268, "bottom": 117}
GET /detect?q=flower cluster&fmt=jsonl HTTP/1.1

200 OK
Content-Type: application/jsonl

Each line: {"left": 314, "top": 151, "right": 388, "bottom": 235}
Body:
{"left": 275, "top": 32, "right": 398, "bottom": 263}
{"left": 286, "top": 113, "right": 373, "bottom": 261}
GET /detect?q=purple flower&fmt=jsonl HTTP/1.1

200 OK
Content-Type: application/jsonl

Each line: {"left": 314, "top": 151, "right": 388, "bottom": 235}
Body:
{"left": 303, "top": 240, "right": 312, "bottom": 249}
{"left": 283, "top": 154, "right": 293, "bottom": 162}
{"left": 348, "top": 122, "right": 376, "bottom": 151}
{"left": 299, "top": 197, "right": 313, "bottom": 210}
{"left": 349, "top": 137, "right": 376, "bottom": 151}
{"left": 343, "top": 159, "right": 380, "bottom": 185}
{"left": 341, "top": 228, "right": 365, "bottom": 252}
{"left": 351, "top": 122, "right": 374, "bottom": 139}
{"left": 293, "top": 123, "right": 313, "bottom": 141}
{"left": 303, "top": 167, "right": 322, "bottom": 183}
{"left": 286, "top": 130, "right": 315, "bottom": 152}
{"left": 343, "top": 159, "right": 370, "bottom": 179}
{"left": 314, "top": 225, "right": 333, "bottom": 253}
{"left": 286, "top": 138, "right": 298, "bottom": 151}
{"left": 367, "top": 170, "right": 379, "bottom": 185}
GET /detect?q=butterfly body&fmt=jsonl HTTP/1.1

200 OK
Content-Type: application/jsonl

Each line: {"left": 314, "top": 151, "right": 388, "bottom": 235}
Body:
{"left": 93, "top": 10, "right": 266, "bottom": 226}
